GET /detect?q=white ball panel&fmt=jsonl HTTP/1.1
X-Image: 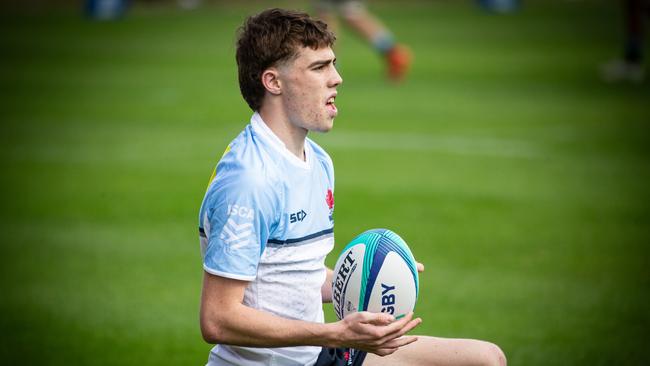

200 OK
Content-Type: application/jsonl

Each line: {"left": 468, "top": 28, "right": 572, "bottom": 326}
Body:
{"left": 332, "top": 243, "right": 365, "bottom": 320}
{"left": 366, "top": 251, "right": 417, "bottom": 317}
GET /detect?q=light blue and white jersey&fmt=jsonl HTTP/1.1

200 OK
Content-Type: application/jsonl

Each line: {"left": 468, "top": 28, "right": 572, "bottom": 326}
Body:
{"left": 198, "top": 112, "right": 336, "bottom": 366}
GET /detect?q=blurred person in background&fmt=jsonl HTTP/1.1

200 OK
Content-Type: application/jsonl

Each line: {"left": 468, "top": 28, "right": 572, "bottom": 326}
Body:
{"left": 85, "top": 0, "right": 129, "bottom": 20}
{"left": 314, "top": 0, "right": 412, "bottom": 82}
{"left": 475, "top": 0, "right": 520, "bottom": 13}
{"left": 601, "top": 0, "right": 649, "bottom": 83}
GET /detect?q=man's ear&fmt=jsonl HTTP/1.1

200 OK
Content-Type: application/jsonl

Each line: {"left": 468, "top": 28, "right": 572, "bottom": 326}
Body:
{"left": 261, "top": 68, "right": 282, "bottom": 95}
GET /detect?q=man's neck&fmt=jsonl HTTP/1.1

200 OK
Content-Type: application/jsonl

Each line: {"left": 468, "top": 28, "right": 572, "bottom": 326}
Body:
{"left": 258, "top": 109, "right": 308, "bottom": 161}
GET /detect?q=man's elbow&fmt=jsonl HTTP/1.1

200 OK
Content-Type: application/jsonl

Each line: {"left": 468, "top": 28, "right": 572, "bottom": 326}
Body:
{"left": 200, "top": 319, "right": 227, "bottom": 344}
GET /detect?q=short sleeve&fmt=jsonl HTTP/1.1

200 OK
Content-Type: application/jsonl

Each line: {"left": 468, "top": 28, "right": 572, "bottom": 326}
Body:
{"left": 200, "top": 171, "right": 278, "bottom": 281}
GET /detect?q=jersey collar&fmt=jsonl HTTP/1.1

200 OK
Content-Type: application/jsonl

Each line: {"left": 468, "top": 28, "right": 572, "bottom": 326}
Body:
{"left": 250, "top": 112, "right": 312, "bottom": 170}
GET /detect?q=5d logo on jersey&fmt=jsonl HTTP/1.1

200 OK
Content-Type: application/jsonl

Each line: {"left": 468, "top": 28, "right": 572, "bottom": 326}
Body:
{"left": 289, "top": 209, "right": 307, "bottom": 223}
{"left": 227, "top": 204, "right": 254, "bottom": 220}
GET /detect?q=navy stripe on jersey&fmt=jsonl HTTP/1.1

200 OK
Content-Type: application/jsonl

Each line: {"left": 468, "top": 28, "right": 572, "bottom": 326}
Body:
{"left": 199, "top": 227, "right": 207, "bottom": 237}
{"left": 266, "top": 228, "right": 334, "bottom": 247}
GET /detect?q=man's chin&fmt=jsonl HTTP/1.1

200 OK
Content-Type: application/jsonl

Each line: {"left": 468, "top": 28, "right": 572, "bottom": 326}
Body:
{"left": 311, "top": 120, "right": 334, "bottom": 133}
{"left": 318, "top": 124, "right": 334, "bottom": 133}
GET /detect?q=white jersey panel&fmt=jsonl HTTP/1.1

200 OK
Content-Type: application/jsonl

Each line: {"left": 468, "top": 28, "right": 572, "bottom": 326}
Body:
{"left": 198, "top": 112, "right": 336, "bottom": 366}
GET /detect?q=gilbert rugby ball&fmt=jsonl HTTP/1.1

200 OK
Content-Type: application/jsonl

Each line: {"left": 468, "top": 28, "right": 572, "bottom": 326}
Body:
{"left": 332, "top": 228, "right": 419, "bottom": 320}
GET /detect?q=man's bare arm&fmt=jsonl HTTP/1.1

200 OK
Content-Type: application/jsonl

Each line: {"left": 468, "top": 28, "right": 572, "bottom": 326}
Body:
{"left": 321, "top": 267, "right": 334, "bottom": 303}
{"left": 200, "top": 271, "right": 422, "bottom": 356}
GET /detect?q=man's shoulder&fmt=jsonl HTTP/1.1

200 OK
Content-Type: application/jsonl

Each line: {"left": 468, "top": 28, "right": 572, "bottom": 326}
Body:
{"left": 306, "top": 137, "right": 333, "bottom": 168}
{"left": 206, "top": 125, "right": 282, "bottom": 197}
{"left": 221, "top": 125, "right": 281, "bottom": 174}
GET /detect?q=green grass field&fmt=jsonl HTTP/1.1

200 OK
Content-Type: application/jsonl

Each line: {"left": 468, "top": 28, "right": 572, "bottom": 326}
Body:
{"left": 1, "top": 0, "right": 649, "bottom": 364}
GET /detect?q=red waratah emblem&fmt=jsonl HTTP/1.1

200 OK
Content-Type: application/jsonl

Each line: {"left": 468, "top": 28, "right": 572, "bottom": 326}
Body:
{"left": 326, "top": 189, "right": 334, "bottom": 210}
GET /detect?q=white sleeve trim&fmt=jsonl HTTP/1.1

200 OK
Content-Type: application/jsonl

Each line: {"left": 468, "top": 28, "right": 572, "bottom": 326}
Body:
{"left": 203, "top": 264, "right": 256, "bottom": 281}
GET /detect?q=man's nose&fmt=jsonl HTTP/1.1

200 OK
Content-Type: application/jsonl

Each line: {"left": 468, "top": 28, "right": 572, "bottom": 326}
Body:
{"left": 330, "top": 67, "right": 343, "bottom": 87}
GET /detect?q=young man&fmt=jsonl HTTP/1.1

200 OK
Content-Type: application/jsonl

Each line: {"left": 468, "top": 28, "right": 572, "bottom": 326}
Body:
{"left": 198, "top": 8, "right": 506, "bottom": 366}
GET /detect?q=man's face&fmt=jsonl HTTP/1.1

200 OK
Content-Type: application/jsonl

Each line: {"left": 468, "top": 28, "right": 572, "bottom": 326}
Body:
{"left": 277, "top": 46, "right": 343, "bottom": 133}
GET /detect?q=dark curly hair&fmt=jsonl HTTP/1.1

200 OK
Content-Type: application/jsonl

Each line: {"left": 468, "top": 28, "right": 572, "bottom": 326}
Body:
{"left": 236, "top": 8, "right": 336, "bottom": 111}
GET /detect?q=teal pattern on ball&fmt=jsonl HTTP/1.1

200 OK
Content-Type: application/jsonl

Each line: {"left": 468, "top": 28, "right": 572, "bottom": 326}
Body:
{"left": 341, "top": 230, "right": 379, "bottom": 312}
{"left": 342, "top": 229, "right": 419, "bottom": 314}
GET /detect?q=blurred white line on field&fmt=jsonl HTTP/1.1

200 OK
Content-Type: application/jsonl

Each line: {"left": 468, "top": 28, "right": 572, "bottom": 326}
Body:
{"left": 319, "top": 132, "right": 543, "bottom": 159}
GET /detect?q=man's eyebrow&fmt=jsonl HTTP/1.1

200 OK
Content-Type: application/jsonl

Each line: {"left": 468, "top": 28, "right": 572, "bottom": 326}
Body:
{"left": 308, "top": 58, "right": 336, "bottom": 68}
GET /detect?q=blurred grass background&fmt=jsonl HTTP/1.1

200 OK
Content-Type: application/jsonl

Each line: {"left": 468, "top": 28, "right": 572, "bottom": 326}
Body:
{"left": 1, "top": 0, "right": 649, "bottom": 365}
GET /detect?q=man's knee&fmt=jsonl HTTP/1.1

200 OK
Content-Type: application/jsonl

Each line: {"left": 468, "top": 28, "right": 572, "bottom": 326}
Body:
{"left": 483, "top": 342, "right": 507, "bottom": 366}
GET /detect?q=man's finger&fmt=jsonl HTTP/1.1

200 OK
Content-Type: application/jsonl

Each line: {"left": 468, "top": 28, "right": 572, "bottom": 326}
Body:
{"left": 363, "top": 312, "right": 396, "bottom": 326}
{"left": 373, "top": 347, "right": 398, "bottom": 357}
{"left": 378, "top": 335, "right": 419, "bottom": 349}
{"left": 374, "top": 312, "right": 416, "bottom": 335}
{"left": 400, "top": 317, "right": 422, "bottom": 336}
{"left": 378, "top": 316, "right": 422, "bottom": 342}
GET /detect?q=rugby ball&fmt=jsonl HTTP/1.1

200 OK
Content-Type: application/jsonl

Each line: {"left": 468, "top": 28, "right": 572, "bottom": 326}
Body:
{"left": 332, "top": 228, "right": 419, "bottom": 320}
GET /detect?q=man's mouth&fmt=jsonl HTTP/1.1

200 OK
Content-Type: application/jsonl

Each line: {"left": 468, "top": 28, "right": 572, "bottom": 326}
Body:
{"left": 326, "top": 95, "right": 337, "bottom": 117}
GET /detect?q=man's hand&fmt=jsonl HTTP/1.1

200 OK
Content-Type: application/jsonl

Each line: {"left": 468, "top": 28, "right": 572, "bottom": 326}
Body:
{"left": 417, "top": 262, "right": 424, "bottom": 273}
{"left": 333, "top": 311, "right": 422, "bottom": 356}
